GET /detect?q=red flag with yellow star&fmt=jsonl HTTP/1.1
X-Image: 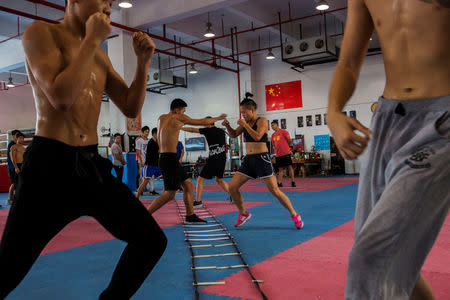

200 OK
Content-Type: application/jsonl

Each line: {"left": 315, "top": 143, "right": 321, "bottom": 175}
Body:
{"left": 265, "top": 80, "right": 302, "bottom": 111}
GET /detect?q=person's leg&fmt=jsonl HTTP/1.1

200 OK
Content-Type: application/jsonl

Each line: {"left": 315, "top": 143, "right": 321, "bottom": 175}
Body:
{"left": 410, "top": 274, "right": 436, "bottom": 300}
{"left": 90, "top": 174, "right": 167, "bottom": 300}
{"left": 216, "top": 177, "right": 230, "bottom": 194}
{"left": 148, "top": 175, "right": 155, "bottom": 192}
{"left": 136, "top": 178, "right": 150, "bottom": 198}
{"left": 8, "top": 183, "right": 14, "bottom": 204}
{"left": 0, "top": 166, "right": 80, "bottom": 298}
{"left": 117, "top": 166, "right": 124, "bottom": 182}
{"left": 277, "top": 169, "right": 283, "bottom": 185}
{"left": 346, "top": 145, "right": 449, "bottom": 300}
{"left": 195, "top": 176, "right": 206, "bottom": 202}
{"left": 147, "top": 190, "right": 177, "bottom": 214}
{"left": 263, "top": 175, "right": 296, "bottom": 216}
{"left": 287, "top": 165, "right": 295, "bottom": 185}
{"left": 228, "top": 173, "right": 250, "bottom": 214}
{"left": 181, "top": 178, "right": 195, "bottom": 215}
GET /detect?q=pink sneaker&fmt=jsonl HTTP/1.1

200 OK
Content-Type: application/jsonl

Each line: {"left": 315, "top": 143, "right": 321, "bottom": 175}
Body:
{"left": 235, "top": 211, "right": 252, "bottom": 227}
{"left": 291, "top": 213, "right": 304, "bottom": 229}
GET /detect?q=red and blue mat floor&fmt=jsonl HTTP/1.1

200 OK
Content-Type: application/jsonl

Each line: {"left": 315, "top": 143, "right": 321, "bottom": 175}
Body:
{"left": 0, "top": 176, "right": 448, "bottom": 299}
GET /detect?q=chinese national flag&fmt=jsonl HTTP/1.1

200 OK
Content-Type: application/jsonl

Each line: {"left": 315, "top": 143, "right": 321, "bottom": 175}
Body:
{"left": 265, "top": 80, "right": 302, "bottom": 111}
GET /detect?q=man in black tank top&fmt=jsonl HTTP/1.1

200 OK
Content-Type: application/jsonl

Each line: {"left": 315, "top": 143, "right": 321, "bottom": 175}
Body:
{"left": 182, "top": 118, "right": 231, "bottom": 207}
{"left": 222, "top": 95, "right": 304, "bottom": 230}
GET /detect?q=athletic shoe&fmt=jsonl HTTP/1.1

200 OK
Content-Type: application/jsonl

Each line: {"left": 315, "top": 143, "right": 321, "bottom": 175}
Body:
{"left": 234, "top": 211, "right": 252, "bottom": 227}
{"left": 185, "top": 214, "right": 207, "bottom": 224}
{"left": 149, "top": 191, "right": 160, "bottom": 196}
{"left": 193, "top": 201, "right": 203, "bottom": 208}
{"left": 291, "top": 182, "right": 296, "bottom": 187}
{"left": 277, "top": 182, "right": 283, "bottom": 187}
{"left": 291, "top": 213, "right": 304, "bottom": 229}
{"left": 229, "top": 196, "right": 234, "bottom": 204}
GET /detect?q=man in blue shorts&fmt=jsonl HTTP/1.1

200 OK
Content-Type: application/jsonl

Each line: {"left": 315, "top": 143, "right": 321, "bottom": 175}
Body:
{"left": 136, "top": 128, "right": 162, "bottom": 197}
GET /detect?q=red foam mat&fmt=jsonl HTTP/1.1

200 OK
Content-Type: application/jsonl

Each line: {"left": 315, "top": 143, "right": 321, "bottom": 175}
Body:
{"left": 0, "top": 200, "right": 270, "bottom": 255}
{"left": 202, "top": 216, "right": 450, "bottom": 299}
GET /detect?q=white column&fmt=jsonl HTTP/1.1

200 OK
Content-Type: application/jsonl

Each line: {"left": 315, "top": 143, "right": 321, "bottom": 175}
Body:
{"left": 107, "top": 10, "right": 140, "bottom": 150}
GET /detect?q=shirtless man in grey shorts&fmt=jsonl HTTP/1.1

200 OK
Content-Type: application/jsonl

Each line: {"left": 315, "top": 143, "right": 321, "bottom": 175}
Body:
{"left": 327, "top": 0, "right": 449, "bottom": 299}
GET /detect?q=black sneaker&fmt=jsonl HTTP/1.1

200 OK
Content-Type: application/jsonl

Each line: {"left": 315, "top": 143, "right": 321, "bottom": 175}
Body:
{"left": 185, "top": 214, "right": 207, "bottom": 224}
{"left": 193, "top": 201, "right": 203, "bottom": 208}
{"left": 291, "top": 182, "right": 296, "bottom": 187}
{"left": 277, "top": 182, "right": 283, "bottom": 187}
{"left": 149, "top": 191, "right": 160, "bottom": 196}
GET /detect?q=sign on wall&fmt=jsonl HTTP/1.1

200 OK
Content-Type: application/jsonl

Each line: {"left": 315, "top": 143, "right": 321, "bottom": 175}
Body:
{"left": 265, "top": 80, "right": 302, "bottom": 111}
{"left": 127, "top": 114, "right": 142, "bottom": 134}
{"left": 314, "top": 134, "right": 330, "bottom": 151}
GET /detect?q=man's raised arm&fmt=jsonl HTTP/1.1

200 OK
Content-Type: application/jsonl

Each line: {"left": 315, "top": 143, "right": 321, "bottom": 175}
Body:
{"left": 180, "top": 114, "right": 227, "bottom": 126}
{"left": 105, "top": 32, "right": 156, "bottom": 118}
{"left": 181, "top": 127, "right": 200, "bottom": 133}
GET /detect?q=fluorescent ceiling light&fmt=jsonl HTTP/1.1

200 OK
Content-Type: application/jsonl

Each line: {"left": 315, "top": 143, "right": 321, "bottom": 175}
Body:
{"left": 204, "top": 23, "right": 215, "bottom": 38}
{"left": 189, "top": 64, "right": 198, "bottom": 74}
{"left": 266, "top": 48, "right": 275, "bottom": 60}
{"left": 316, "top": 0, "right": 329, "bottom": 11}
{"left": 119, "top": 1, "right": 133, "bottom": 8}
{"left": 6, "top": 75, "right": 15, "bottom": 88}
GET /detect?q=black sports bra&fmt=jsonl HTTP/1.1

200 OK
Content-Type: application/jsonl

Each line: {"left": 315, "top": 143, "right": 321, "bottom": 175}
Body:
{"left": 243, "top": 118, "right": 268, "bottom": 143}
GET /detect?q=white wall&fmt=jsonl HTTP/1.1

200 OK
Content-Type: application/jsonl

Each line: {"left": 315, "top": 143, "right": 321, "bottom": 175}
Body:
{"left": 0, "top": 85, "right": 36, "bottom": 133}
{"left": 250, "top": 48, "right": 386, "bottom": 173}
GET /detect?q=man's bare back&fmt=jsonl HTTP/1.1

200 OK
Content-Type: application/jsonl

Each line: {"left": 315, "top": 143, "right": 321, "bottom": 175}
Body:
{"left": 10, "top": 144, "right": 25, "bottom": 164}
{"left": 157, "top": 113, "right": 186, "bottom": 153}
{"left": 365, "top": 0, "right": 449, "bottom": 99}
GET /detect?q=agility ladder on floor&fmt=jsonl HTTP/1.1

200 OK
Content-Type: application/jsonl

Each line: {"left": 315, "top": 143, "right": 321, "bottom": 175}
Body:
{"left": 174, "top": 199, "right": 268, "bottom": 300}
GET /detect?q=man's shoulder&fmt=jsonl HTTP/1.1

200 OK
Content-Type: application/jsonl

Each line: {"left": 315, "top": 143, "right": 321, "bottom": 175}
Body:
{"left": 23, "top": 21, "right": 58, "bottom": 44}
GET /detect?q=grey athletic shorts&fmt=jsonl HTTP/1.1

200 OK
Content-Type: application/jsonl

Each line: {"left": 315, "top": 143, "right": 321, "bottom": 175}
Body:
{"left": 346, "top": 95, "right": 450, "bottom": 300}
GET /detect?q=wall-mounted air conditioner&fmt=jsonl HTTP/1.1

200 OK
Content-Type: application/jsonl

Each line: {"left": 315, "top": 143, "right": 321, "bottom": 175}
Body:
{"left": 283, "top": 35, "right": 337, "bottom": 64}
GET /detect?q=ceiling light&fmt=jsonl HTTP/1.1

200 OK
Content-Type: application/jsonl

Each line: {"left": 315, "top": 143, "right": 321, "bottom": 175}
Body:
{"left": 6, "top": 73, "right": 15, "bottom": 88}
{"left": 315, "top": 0, "right": 329, "bottom": 11}
{"left": 204, "top": 23, "right": 215, "bottom": 38}
{"left": 189, "top": 64, "right": 198, "bottom": 74}
{"left": 266, "top": 48, "right": 275, "bottom": 60}
{"left": 204, "top": 12, "right": 215, "bottom": 38}
{"left": 119, "top": 0, "right": 133, "bottom": 8}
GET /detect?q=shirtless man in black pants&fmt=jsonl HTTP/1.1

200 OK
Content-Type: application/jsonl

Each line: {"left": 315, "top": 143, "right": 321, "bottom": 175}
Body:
{"left": 0, "top": 1, "right": 167, "bottom": 299}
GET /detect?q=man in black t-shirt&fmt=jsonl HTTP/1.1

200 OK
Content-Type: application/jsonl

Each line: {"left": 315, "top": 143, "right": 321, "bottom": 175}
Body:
{"left": 182, "top": 117, "right": 231, "bottom": 207}
{"left": 136, "top": 128, "right": 162, "bottom": 198}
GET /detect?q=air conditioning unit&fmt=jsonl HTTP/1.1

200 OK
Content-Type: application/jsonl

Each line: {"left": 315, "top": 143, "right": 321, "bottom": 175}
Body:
{"left": 147, "top": 69, "right": 186, "bottom": 94}
{"left": 151, "top": 70, "right": 174, "bottom": 85}
{"left": 283, "top": 35, "right": 337, "bottom": 63}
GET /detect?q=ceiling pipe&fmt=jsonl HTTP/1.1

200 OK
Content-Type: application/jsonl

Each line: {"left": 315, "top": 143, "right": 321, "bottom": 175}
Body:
{"left": 162, "top": 7, "right": 347, "bottom": 52}
{"left": 24, "top": 0, "right": 249, "bottom": 66}
{"left": 0, "top": 4, "right": 237, "bottom": 73}
{"left": 164, "top": 44, "right": 282, "bottom": 71}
